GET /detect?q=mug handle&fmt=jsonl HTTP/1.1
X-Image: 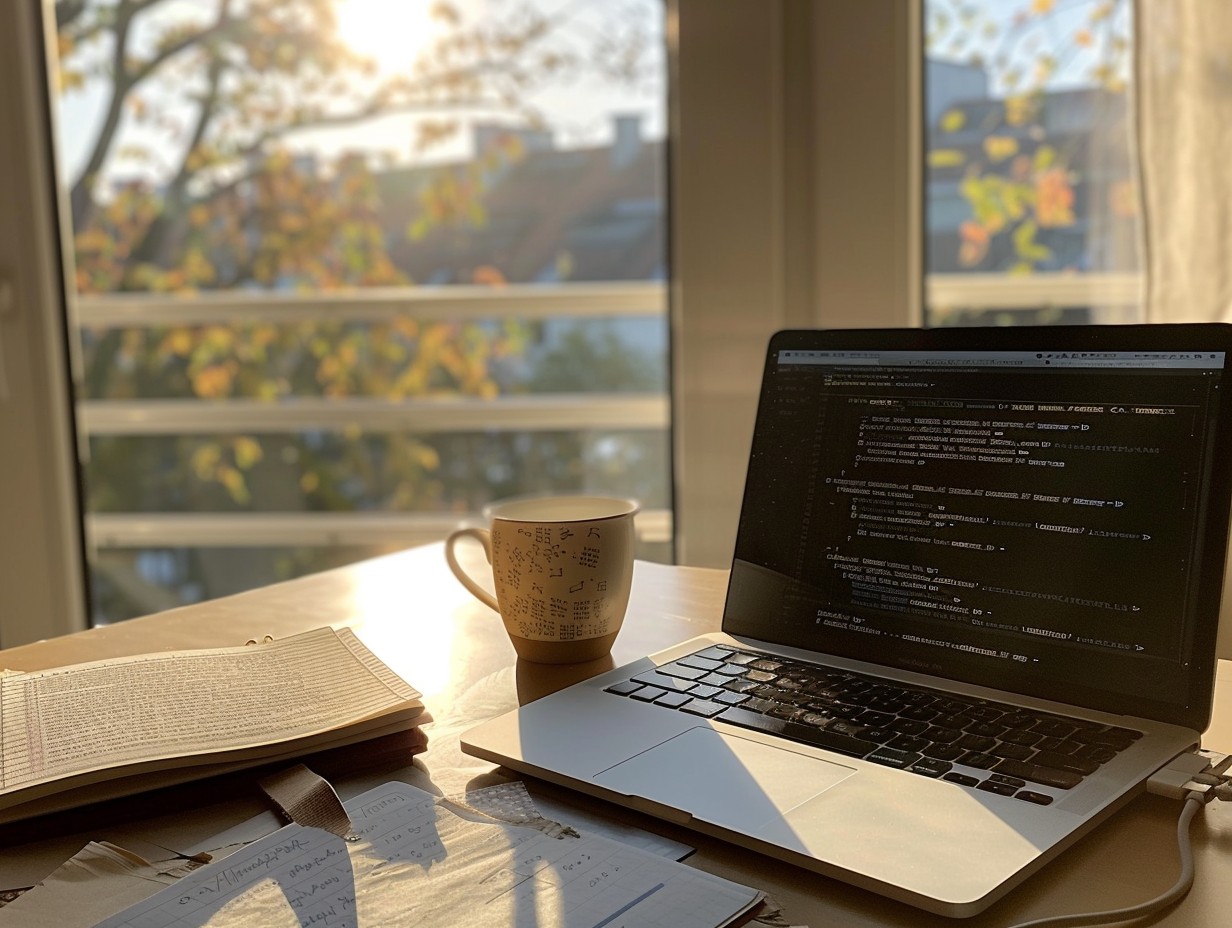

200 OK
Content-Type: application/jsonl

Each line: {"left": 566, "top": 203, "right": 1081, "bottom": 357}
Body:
{"left": 444, "top": 528, "right": 500, "bottom": 612}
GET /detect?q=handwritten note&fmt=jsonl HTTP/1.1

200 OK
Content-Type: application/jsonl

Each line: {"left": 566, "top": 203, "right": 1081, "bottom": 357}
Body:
{"left": 95, "top": 781, "right": 761, "bottom": 928}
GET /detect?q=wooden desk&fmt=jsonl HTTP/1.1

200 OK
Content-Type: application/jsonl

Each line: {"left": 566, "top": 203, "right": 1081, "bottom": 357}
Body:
{"left": 1, "top": 543, "right": 1230, "bottom": 926}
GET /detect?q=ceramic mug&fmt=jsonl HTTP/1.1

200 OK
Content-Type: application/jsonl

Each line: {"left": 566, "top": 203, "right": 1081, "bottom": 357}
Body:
{"left": 445, "top": 495, "right": 639, "bottom": 663}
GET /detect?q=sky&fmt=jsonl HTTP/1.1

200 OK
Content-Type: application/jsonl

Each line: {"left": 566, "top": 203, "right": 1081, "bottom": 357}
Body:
{"left": 54, "top": 0, "right": 667, "bottom": 189}
{"left": 53, "top": 0, "right": 1127, "bottom": 192}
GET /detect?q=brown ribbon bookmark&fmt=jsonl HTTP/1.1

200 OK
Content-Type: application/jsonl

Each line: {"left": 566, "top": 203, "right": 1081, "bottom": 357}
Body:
{"left": 258, "top": 764, "right": 360, "bottom": 842}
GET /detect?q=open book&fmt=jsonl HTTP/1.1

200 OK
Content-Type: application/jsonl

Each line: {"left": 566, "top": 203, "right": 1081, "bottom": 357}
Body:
{"left": 0, "top": 627, "right": 429, "bottom": 825}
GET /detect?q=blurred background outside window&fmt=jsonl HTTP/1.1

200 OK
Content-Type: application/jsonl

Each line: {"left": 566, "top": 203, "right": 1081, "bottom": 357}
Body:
{"left": 924, "top": 0, "right": 1140, "bottom": 326}
{"left": 51, "top": 0, "right": 669, "bottom": 624}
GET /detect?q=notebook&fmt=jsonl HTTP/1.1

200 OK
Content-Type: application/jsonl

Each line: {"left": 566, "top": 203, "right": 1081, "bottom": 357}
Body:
{"left": 462, "top": 324, "right": 1232, "bottom": 916}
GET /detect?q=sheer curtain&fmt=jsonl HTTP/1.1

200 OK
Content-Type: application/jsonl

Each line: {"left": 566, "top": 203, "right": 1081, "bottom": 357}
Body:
{"left": 1135, "top": 0, "right": 1232, "bottom": 322}
{"left": 1137, "top": 0, "right": 1232, "bottom": 660}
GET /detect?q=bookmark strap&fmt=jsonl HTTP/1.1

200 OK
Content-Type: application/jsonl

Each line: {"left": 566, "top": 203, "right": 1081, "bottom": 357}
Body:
{"left": 258, "top": 764, "right": 358, "bottom": 841}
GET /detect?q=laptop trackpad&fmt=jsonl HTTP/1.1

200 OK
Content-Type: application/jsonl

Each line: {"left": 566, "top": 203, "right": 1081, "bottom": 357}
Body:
{"left": 593, "top": 727, "right": 856, "bottom": 834}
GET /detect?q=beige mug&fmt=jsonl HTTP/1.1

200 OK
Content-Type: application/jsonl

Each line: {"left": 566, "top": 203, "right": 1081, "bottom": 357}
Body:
{"left": 445, "top": 495, "right": 639, "bottom": 663}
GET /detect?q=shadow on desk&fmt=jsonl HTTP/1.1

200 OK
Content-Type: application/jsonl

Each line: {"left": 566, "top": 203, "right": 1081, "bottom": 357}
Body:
{"left": 515, "top": 655, "right": 615, "bottom": 705}
{"left": 0, "top": 730, "right": 426, "bottom": 853}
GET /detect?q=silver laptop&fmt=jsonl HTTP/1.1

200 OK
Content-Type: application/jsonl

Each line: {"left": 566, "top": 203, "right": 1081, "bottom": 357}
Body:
{"left": 462, "top": 325, "right": 1232, "bottom": 916}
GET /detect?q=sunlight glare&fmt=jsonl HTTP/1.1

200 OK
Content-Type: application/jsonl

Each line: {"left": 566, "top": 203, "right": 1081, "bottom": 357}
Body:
{"left": 347, "top": 556, "right": 456, "bottom": 699}
{"left": 335, "top": 0, "right": 439, "bottom": 74}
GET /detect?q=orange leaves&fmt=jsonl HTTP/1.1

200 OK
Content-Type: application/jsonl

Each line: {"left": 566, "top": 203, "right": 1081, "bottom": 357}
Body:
{"left": 1034, "top": 167, "right": 1075, "bottom": 227}
{"left": 958, "top": 221, "right": 991, "bottom": 267}
{"left": 472, "top": 265, "right": 507, "bottom": 287}
{"left": 192, "top": 362, "right": 238, "bottom": 398}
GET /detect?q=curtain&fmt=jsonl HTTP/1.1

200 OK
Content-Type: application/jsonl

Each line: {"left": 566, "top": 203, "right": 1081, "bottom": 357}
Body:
{"left": 1135, "top": 0, "right": 1232, "bottom": 322}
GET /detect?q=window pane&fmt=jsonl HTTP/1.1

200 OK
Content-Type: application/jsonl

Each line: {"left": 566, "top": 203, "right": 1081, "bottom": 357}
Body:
{"left": 924, "top": 0, "right": 1139, "bottom": 326}
{"left": 52, "top": 0, "right": 669, "bottom": 622}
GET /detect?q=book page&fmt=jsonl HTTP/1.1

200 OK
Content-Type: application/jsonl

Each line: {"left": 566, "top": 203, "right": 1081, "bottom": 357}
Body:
{"left": 95, "top": 781, "right": 763, "bottom": 928}
{"left": 0, "top": 628, "right": 421, "bottom": 802}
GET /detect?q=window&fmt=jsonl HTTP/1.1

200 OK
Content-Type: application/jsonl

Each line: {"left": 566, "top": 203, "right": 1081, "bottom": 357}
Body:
{"left": 50, "top": 0, "right": 670, "bottom": 623}
{"left": 924, "top": 0, "right": 1139, "bottom": 326}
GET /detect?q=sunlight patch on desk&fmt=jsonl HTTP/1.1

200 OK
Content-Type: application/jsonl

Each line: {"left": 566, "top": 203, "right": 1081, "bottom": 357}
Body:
{"left": 347, "top": 564, "right": 455, "bottom": 698}
{"left": 594, "top": 727, "right": 856, "bottom": 839}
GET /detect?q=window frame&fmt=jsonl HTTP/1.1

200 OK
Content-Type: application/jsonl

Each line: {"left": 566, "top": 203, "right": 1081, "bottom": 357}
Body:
{"left": 0, "top": 0, "right": 89, "bottom": 645}
{"left": 669, "top": 0, "right": 923, "bottom": 566}
{"left": 0, "top": 0, "right": 927, "bottom": 641}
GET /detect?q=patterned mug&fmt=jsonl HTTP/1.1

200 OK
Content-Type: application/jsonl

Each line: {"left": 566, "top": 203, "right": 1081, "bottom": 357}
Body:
{"left": 445, "top": 496, "right": 639, "bottom": 663}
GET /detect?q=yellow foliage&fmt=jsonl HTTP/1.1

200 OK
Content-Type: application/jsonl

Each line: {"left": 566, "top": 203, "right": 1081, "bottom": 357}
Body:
{"left": 191, "top": 444, "right": 221, "bottom": 481}
{"left": 982, "top": 136, "right": 1019, "bottom": 163}
{"left": 940, "top": 109, "right": 966, "bottom": 133}
{"left": 232, "top": 437, "right": 264, "bottom": 470}
{"left": 927, "top": 149, "right": 966, "bottom": 169}
{"left": 160, "top": 329, "right": 194, "bottom": 358}
{"left": 1004, "top": 95, "right": 1036, "bottom": 127}
{"left": 412, "top": 444, "right": 441, "bottom": 471}
{"left": 218, "top": 466, "right": 249, "bottom": 504}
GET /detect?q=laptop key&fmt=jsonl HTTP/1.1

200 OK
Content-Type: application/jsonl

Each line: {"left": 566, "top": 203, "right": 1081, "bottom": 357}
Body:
{"left": 956, "top": 733, "right": 996, "bottom": 752}
{"left": 630, "top": 685, "right": 667, "bottom": 702}
{"left": 1015, "top": 790, "right": 1054, "bottom": 805}
{"left": 714, "top": 690, "right": 749, "bottom": 706}
{"left": 992, "top": 759, "right": 1083, "bottom": 789}
{"left": 1072, "top": 744, "right": 1118, "bottom": 765}
{"left": 722, "top": 652, "right": 759, "bottom": 666}
{"left": 745, "top": 669, "right": 780, "bottom": 683}
{"left": 749, "top": 659, "right": 784, "bottom": 672}
{"left": 681, "top": 699, "right": 726, "bottom": 718}
{"left": 743, "top": 697, "right": 778, "bottom": 713}
{"left": 632, "top": 671, "right": 696, "bottom": 693}
{"left": 722, "top": 678, "right": 760, "bottom": 693}
{"left": 887, "top": 735, "right": 930, "bottom": 753}
{"left": 924, "top": 743, "right": 965, "bottom": 762}
{"left": 958, "top": 751, "right": 999, "bottom": 769}
{"left": 909, "top": 758, "right": 952, "bottom": 778}
{"left": 716, "top": 706, "right": 879, "bottom": 758}
{"left": 867, "top": 747, "right": 922, "bottom": 769}
{"left": 1030, "top": 719, "right": 1077, "bottom": 738}
{"left": 657, "top": 662, "right": 708, "bottom": 681}
{"left": 977, "top": 779, "right": 1017, "bottom": 796}
{"left": 656, "top": 691, "right": 693, "bottom": 709}
{"left": 1032, "top": 751, "right": 1100, "bottom": 776}
{"left": 1070, "top": 725, "right": 1141, "bottom": 748}
{"left": 679, "top": 655, "right": 724, "bottom": 672}
{"left": 991, "top": 742, "right": 1034, "bottom": 761}
{"left": 605, "top": 680, "right": 643, "bottom": 696}
{"left": 768, "top": 705, "right": 807, "bottom": 722}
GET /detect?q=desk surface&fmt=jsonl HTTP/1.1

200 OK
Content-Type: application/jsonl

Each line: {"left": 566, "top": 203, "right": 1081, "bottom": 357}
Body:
{"left": 2, "top": 543, "right": 1230, "bottom": 926}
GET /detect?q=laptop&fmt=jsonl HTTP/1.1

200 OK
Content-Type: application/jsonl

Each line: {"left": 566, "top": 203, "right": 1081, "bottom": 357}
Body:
{"left": 461, "top": 324, "right": 1232, "bottom": 916}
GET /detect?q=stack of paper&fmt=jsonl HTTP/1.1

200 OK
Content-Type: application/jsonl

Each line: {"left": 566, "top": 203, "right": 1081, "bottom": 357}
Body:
{"left": 0, "top": 628, "right": 429, "bottom": 824}
{"left": 93, "top": 781, "right": 765, "bottom": 928}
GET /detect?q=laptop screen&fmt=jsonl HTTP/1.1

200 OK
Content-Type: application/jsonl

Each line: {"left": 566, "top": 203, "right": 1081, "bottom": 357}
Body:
{"left": 725, "top": 326, "right": 1232, "bottom": 730}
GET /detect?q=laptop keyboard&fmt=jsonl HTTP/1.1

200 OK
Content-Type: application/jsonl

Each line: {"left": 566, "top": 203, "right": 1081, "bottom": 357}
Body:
{"left": 604, "top": 644, "right": 1142, "bottom": 806}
